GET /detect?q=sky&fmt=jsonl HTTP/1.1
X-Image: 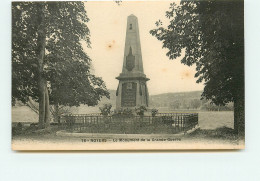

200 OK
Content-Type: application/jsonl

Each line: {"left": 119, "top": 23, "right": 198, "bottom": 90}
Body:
{"left": 84, "top": 1, "right": 204, "bottom": 95}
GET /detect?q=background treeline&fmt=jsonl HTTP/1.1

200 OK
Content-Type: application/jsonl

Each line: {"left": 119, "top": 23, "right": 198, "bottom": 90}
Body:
{"left": 149, "top": 91, "right": 234, "bottom": 111}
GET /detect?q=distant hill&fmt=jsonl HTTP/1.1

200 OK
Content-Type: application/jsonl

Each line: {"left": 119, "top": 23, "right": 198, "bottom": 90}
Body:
{"left": 150, "top": 91, "right": 203, "bottom": 108}
{"left": 149, "top": 90, "right": 233, "bottom": 112}
{"left": 151, "top": 90, "right": 202, "bottom": 100}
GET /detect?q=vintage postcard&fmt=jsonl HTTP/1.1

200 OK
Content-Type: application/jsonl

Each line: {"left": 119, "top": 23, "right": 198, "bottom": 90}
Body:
{"left": 12, "top": 1, "right": 245, "bottom": 150}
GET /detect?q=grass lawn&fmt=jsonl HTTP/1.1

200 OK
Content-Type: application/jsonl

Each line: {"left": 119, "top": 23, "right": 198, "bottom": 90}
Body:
{"left": 12, "top": 106, "right": 38, "bottom": 123}
{"left": 198, "top": 111, "right": 234, "bottom": 129}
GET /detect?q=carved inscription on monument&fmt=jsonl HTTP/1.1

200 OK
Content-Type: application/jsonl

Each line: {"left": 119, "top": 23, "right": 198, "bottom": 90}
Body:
{"left": 121, "top": 82, "right": 137, "bottom": 107}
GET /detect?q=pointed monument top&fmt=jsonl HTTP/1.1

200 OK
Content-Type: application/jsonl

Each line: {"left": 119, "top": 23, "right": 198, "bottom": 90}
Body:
{"left": 129, "top": 14, "right": 137, "bottom": 17}
{"left": 116, "top": 14, "right": 149, "bottom": 81}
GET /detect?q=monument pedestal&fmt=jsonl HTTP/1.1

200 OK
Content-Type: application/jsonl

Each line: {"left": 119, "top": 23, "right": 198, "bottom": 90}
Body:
{"left": 116, "top": 75, "right": 149, "bottom": 109}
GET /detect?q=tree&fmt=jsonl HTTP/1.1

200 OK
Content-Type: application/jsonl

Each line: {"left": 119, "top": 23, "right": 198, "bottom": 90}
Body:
{"left": 12, "top": 2, "right": 109, "bottom": 128}
{"left": 150, "top": 0, "right": 244, "bottom": 136}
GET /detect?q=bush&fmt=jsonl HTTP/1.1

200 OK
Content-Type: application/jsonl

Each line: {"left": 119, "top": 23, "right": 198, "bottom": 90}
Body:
{"left": 12, "top": 122, "right": 23, "bottom": 135}
{"left": 99, "top": 104, "right": 112, "bottom": 116}
{"left": 151, "top": 108, "right": 158, "bottom": 117}
{"left": 135, "top": 106, "right": 147, "bottom": 117}
{"left": 113, "top": 108, "right": 134, "bottom": 117}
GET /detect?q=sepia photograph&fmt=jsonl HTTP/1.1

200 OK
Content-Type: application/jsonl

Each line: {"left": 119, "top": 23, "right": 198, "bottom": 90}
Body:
{"left": 11, "top": 0, "right": 244, "bottom": 150}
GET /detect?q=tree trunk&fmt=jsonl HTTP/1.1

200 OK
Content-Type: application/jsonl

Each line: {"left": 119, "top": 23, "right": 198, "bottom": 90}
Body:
{"left": 38, "top": 48, "right": 46, "bottom": 128}
{"left": 37, "top": 4, "right": 47, "bottom": 129}
{"left": 234, "top": 95, "right": 245, "bottom": 138}
{"left": 44, "top": 86, "right": 51, "bottom": 127}
{"left": 38, "top": 79, "right": 45, "bottom": 129}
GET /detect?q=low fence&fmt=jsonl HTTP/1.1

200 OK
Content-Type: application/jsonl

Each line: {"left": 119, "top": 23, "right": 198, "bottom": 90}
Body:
{"left": 60, "top": 113, "right": 198, "bottom": 134}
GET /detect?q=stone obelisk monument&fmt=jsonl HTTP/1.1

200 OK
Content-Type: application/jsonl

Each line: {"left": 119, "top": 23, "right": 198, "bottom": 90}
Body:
{"left": 116, "top": 14, "right": 149, "bottom": 109}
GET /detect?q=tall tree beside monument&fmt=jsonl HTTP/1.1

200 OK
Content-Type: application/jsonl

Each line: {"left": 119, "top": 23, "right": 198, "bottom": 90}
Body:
{"left": 12, "top": 2, "right": 109, "bottom": 128}
{"left": 150, "top": 1, "right": 244, "bottom": 136}
{"left": 116, "top": 15, "right": 149, "bottom": 110}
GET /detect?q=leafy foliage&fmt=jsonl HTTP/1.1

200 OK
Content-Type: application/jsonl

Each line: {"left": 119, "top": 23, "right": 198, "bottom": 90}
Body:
{"left": 135, "top": 106, "right": 147, "bottom": 117}
{"left": 151, "top": 108, "right": 158, "bottom": 117}
{"left": 12, "top": 2, "right": 109, "bottom": 107}
{"left": 99, "top": 104, "right": 112, "bottom": 116}
{"left": 150, "top": 0, "right": 244, "bottom": 106}
{"left": 113, "top": 108, "right": 134, "bottom": 117}
{"left": 150, "top": 0, "right": 244, "bottom": 135}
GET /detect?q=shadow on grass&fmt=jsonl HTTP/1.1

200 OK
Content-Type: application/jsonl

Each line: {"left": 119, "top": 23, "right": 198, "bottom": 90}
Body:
{"left": 186, "top": 126, "right": 238, "bottom": 141}
{"left": 12, "top": 124, "right": 61, "bottom": 138}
